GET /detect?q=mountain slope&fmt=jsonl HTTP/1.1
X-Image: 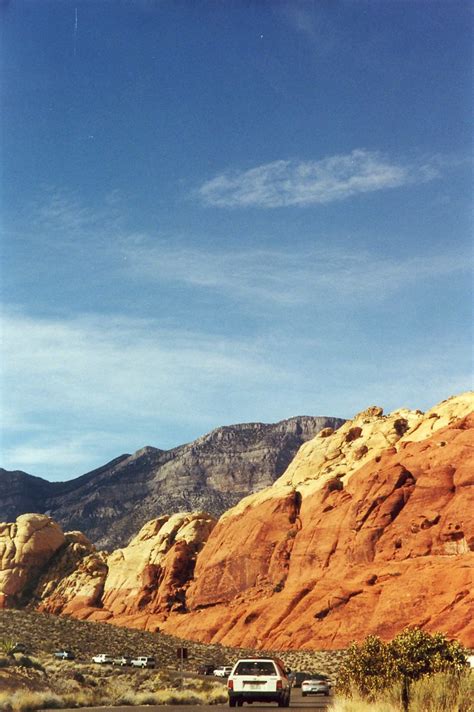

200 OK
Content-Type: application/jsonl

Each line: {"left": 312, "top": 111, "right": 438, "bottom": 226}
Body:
{"left": 1, "top": 393, "right": 472, "bottom": 650}
{"left": 0, "top": 415, "right": 343, "bottom": 548}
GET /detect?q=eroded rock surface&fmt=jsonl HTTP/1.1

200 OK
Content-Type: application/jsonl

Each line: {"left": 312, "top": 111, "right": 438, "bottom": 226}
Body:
{"left": 32, "top": 512, "right": 216, "bottom": 626}
{"left": 1, "top": 394, "right": 472, "bottom": 650}
{"left": 0, "top": 514, "right": 65, "bottom": 607}
{"left": 158, "top": 395, "right": 473, "bottom": 648}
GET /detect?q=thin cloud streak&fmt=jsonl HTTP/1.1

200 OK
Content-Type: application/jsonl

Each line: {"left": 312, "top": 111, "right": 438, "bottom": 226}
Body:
{"left": 0, "top": 309, "right": 288, "bottom": 430}
{"left": 0, "top": 309, "right": 300, "bottom": 477}
{"left": 122, "top": 239, "right": 469, "bottom": 306}
{"left": 197, "top": 150, "right": 441, "bottom": 208}
{"left": 2, "top": 307, "right": 470, "bottom": 478}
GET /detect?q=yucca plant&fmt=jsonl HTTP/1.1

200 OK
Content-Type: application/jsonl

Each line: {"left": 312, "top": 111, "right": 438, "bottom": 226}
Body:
{"left": 0, "top": 637, "right": 17, "bottom": 658}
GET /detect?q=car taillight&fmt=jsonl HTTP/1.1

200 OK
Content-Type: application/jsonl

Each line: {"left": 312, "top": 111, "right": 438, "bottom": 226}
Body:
{"left": 276, "top": 680, "right": 282, "bottom": 690}
{"left": 227, "top": 680, "right": 233, "bottom": 690}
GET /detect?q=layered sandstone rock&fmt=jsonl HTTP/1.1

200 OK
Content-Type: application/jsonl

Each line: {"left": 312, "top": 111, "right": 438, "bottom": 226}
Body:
{"left": 36, "top": 532, "right": 107, "bottom": 617}
{"left": 99, "top": 512, "right": 216, "bottom": 623}
{"left": 158, "top": 394, "right": 474, "bottom": 648}
{"left": 34, "top": 512, "right": 216, "bottom": 626}
{"left": 1, "top": 394, "right": 472, "bottom": 651}
{"left": 0, "top": 514, "right": 65, "bottom": 607}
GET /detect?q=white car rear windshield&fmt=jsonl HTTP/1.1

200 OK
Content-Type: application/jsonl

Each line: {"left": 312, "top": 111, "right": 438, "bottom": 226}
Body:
{"left": 234, "top": 661, "right": 277, "bottom": 676}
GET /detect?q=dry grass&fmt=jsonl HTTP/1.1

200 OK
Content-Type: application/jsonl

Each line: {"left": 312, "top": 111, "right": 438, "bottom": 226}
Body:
{"left": 330, "top": 700, "right": 399, "bottom": 712}
{"left": 331, "top": 671, "right": 474, "bottom": 712}
{"left": 408, "top": 671, "right": 474, "bottom": 712}
{"left": 0, "top": 608, "right": 348, "bottom": 708}
{"left": 0, "top": 678, "right": 228, "bottom": 710}
{"left": 0, "top": 608, "right": 343, "bottom": 676}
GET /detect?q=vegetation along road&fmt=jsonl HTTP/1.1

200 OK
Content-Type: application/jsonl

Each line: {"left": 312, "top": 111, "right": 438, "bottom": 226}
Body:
{"left": 46, "top": 688, "right": 331, "bottom": 711}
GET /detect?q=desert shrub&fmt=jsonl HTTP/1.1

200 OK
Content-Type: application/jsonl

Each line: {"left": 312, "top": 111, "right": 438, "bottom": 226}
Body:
{"left": 15, "top": 655, "right": 44, "bottom": 671}
{"left": 337, "top": 628, "right": 469, "bottom": 711}
{"left": 0, "top": 691, "right": 63, "bottom": 711}
{"left": 114, "top": 686, "right": 227, "bottom": 706}
{"left": 337, "top": 635, "right": 396, "bottom": 700}
{"left": 0, "top": 656, "right": 12, "bottom": 668}
{"left": 389, "top": 628, "right": 467, "bottom": 678}
{"left": 389, "top": 628, "right": 468, "bottom": 710}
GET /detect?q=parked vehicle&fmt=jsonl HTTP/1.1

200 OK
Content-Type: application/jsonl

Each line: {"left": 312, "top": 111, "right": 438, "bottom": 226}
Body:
{"left": 131, "top": 656, "right": 156, "bottom": 668}
{"left": 92, "top": 654, "right": 113, "bottom": 664}
{"left": 227, "top": 657, "right": 291, "bottom": 707}
{"left": 198, "top": 663, "right": 217, "bottom": 675}
{"left": 301, "top": 677, "right": 331, "bottom": 696}
{"left": 214, "top": 665, "right": 233, "bottom": 677}
{"left": 113, "top": 656, "right": 131, "bottom": 666}
{"left": 54, "top": 650, "right": 75, "bottom": 661}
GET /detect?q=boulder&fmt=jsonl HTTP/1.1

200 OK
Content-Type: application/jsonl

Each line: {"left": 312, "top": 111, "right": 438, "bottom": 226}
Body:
{"left": 0, "top": 514, "right": 65, "bottom": 607}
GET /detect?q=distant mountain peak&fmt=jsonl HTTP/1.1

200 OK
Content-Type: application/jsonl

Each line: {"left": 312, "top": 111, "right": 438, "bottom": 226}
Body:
{"left": 0, "top": 414, "right": 344, "bottom": 548}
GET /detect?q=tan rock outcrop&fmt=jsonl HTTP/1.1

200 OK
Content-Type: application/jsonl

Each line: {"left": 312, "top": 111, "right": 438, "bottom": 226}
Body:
{"left": 33, "top": 511, "right": 216, "bottom": 625}
{"left": 100, "top": 512, "right": 216, "bottom": 622}
{"left": 0, "top": 514, "right": 65, "bottom": 607}
{"left": 36, "top": 532, "right": 107, "bottom": 617}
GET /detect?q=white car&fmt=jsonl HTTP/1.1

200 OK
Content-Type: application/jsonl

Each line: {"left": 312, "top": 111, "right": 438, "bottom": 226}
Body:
{"left": 301, "top": 677, "right": 331, "bottom": 696}
{"left": 227, "top": 657, "right": 291, "bottom": 707}
{"left": 214, "top": 665, "right": 233, "bottom": 677}
{"left": 91, "top": 654, "right": 113, "bottom": 664}
{"left": 131, "top": 656, "right": 156, "bottom": 668}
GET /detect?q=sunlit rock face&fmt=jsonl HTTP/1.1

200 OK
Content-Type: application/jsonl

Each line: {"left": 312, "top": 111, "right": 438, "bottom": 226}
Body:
{"left": 157, "top": 393, "right": 474, "bottom": 649}
{"left": 36, "top": 512, "right": 216, "bottom": 627}
{"left": 1, "top": 393, "right": 472, "bottom": 650}
{"left": 0, "top": 514, "right": 65, "bottom": 608}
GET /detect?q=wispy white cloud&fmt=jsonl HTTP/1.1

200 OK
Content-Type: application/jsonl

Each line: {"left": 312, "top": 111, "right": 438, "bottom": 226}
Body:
{"left": 0, "top": 308, "right": 292, "bottom": 476}
{"left": 29, "top": 187, "right": 124, "bottom": 246}
{"left": 197, "top": 150, "right": 441, "bottom": 208}
{"left": 121, "top": 237, "right": 469, "bottom": 305}
{"left": 279, "top": 1, "right": 336, "bottom": 52}
{"left": 2, "top": 306, "right": 471, "bottom": 479}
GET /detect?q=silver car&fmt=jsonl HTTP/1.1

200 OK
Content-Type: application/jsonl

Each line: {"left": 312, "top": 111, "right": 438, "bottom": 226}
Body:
{"left": 301, "top": 678, "right": 331, "bottom": 696}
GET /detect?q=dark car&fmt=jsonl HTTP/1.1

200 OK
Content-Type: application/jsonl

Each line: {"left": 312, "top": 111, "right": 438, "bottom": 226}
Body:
{"left": 198, "top": 664, "right": 217, "bottom": 675}
{"left": 54, "top": 650, "right": 75, "bottom": 660}
{"left": 289, "top": 671, "right": 313, "bottom": 687}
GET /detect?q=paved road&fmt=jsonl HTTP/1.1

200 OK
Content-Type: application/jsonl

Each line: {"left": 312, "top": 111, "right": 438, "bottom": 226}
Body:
{"left": 46, "top": 689, "right": 331, "bottom": 711}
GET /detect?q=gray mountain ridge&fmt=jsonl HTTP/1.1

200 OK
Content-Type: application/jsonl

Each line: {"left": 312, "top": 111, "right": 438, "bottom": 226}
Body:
{"left": 0, "top": 414, "right": 345, "bottom": 549}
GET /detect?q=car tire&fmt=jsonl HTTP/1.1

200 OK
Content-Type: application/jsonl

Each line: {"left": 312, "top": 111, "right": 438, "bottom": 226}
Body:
{"left": 229, "top": 699, "right": 236, "bottom": 708}
{"left": 302, "top": 692, "right": 307, "bottom": 697}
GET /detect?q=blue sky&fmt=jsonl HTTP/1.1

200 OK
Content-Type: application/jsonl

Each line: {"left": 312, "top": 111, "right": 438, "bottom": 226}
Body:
{"left": 1, "top": 0, "right": 472, "bottom": 480}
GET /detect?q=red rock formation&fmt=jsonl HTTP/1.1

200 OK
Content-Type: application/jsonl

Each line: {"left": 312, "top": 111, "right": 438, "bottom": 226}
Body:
{"left": 1, "top": 394, "right": 472, "bottom": 650}
{"left": 157, "top": 410, "right": 474, "bottom": 648}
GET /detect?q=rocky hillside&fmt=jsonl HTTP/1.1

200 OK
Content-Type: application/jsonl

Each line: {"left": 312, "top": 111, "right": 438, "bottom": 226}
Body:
{"left": 0, "top": 393, "right": 472, "bottom": 651}
{"left": 0, "top": 415, "right": 343, "bottom": 548}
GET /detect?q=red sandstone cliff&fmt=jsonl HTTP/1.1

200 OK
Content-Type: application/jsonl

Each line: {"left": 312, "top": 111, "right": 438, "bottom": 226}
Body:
{"left": 0, "top": 393, "right": 472, "bottom": 649}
